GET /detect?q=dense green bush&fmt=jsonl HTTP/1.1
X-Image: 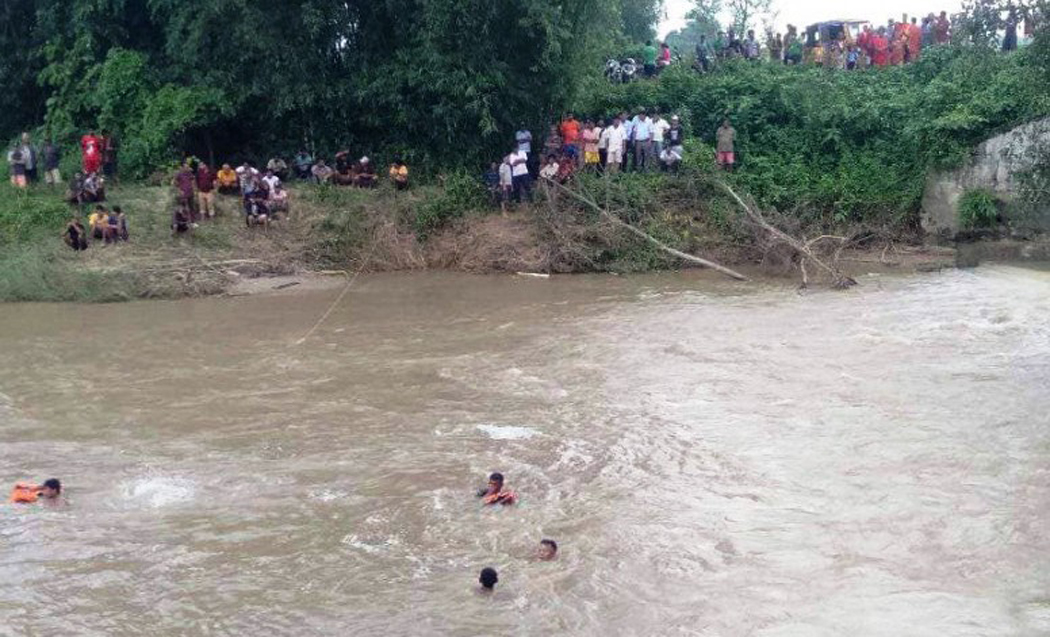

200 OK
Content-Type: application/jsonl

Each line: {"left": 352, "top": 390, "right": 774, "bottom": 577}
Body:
{"left": 958, "top": 188, "right": 999, "bottom": 229}
{"left": 414, "top": 172, "right": 486, "bottom": 237}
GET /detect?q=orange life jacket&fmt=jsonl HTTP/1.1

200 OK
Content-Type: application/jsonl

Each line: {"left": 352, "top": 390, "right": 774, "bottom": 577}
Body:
{"left": 10, "top": 482, "right": 40, "bottom": 504}
{"left": 483, "top": 490, "right": 517, "bottom": 506}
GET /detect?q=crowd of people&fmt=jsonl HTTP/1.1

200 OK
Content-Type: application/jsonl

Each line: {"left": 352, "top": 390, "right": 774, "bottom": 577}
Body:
{"left": 486, "top": 109, "right": 697, "bottom": 210}
{"left": 684, "top": 10, "right": 1036, "bottom": 72}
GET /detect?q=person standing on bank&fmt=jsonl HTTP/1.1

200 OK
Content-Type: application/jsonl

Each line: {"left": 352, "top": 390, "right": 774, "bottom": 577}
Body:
{"left": 42, "top": 139, "right": 61, "bottom": 187}
{"left": 19, "top": 132, "right": 38, "bottom": 183}
{"left": 716, "top": 118, "right": 736, "bottom": 172}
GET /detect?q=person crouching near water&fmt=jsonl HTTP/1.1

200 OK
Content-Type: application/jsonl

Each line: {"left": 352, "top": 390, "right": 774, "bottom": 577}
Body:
{"left": 477, "top": 472, "right": 517, "bottom": 506}
{"left": 477, "top": 567, "right": 498, "bottom": 594}
{"left": 10, "top": 478, "right": 66, "bottom": 507}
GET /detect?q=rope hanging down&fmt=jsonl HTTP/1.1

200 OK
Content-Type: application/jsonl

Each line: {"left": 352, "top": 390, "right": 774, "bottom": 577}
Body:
{"left": 294, "top": 242, "right": 378, "bottom": 345}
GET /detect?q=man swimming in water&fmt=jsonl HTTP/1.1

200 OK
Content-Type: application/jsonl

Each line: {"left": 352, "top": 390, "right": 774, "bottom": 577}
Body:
{"left": 478, "top": 567, "right": 498, "bottom": 593}
{"left": 10, "top": 478, "right": 66, "bottom": 507}
{"left": 477, "top": 472, "right": 517, "bottom": 506}
{"left": 538, "top": 538, "right": 558, "bottom": 561}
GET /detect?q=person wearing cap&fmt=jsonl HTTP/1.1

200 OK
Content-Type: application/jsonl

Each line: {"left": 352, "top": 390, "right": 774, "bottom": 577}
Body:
{"left": 352, "top": 157, "right": 377, "bottom": 188}
{"left": 477, "top": 472, "right": 517, "bottom": 506}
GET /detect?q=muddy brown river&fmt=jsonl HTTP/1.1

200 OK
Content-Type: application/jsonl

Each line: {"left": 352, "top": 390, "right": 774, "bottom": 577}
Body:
{"left": 1, "top": 266, "right": 1049, "bottom": 636}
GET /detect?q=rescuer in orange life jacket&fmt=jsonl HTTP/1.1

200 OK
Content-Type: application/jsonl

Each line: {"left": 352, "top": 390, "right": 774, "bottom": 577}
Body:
{"left": 10, "top": 478, "right": 66, "bottom": 507}
{"left": 476, "top": 472, "right": 517, "bottom": 506}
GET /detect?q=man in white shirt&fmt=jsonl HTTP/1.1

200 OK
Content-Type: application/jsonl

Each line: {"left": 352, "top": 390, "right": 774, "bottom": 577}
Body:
{"left": 631, "top": 109, "right": 653, "bottom": 172}
{"left": 508, "top": 147, "right": 531, "bottom": 203}
{"left": 651, "top": 114, "right": 671, "bottom": 162}
{"left": 603, "top": 117, "right": 626, "bottom": 174}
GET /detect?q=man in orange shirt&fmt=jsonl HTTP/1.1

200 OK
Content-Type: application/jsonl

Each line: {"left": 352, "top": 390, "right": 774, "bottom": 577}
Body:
{"left": 559, "top": 113, "right": 582, "bottom": 167}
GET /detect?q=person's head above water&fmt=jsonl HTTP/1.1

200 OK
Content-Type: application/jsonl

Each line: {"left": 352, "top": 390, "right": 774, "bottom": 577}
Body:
{"left": 487, "top": 472, "right": 504, "bottom": 492}
{"left": 479, "top": 567, "right": 498, "bottom": 590}
{"left": 39, "top": 479, "right": 61, "bottom": 499}
{"left": 538, "top": 539, "right": 558, "bottom": 561}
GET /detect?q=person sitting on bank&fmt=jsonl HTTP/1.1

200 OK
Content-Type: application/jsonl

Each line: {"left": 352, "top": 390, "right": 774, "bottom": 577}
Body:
{"left": 478, "top": 567, "right": 499, "bottom": 594}
{"left": 539, "top": 154, "right": 559, "bottom": 182}
{"left": 538, "top": 538, "right": 558, "bottom": 561}
{"left": 269, "top": 183, "right": 290, "bottom": 217}
{"left": 63, "top": 215, "right": 88, "bottom": 251}
{"left": 10, "top": 478, "right": 65, "bottom": 507}
{"left": 216, "top": 163, "right": 239, "bottom": 195}
{"left": 83, "top": 172, "right": 106, "bottom": 202}
{"left": 554, "top": 151, "right": 576, "bottom": 184}
{"left": 389, "top": 159, "right": 409, "bottom": 190}
{"left": 477, "top": 472, "right": 517, "bottom": 506}
{"left": 171, "top": 204, "right": 193, "bottom": 236}
{"left": 312, "top": 159, "right": 335, "bottom": 184}
{"left": 267, "top": 157, "right": 289, "bottom": 181}
{"left": 353, "top": 157, "right": 377, "bottom": 188}
{"left": 294, "top": 150, "right": 314, "bottom": 180}
{"left": 114, "top": 205, "right": 129, "bottom": 241}
{"left": 244, "top": 190, "right": 272, "bottom": 228}
{"left": 334, "top": 150, "right": 352, "bottom": 176}
{"left": 66, "top": 172, "right": 86, "bottom": 207}
{"left": 105, "top": 206, "right": 128, "bottom": 243}
{"left": 88, "top": 205, "right": 108, "bottom": 241}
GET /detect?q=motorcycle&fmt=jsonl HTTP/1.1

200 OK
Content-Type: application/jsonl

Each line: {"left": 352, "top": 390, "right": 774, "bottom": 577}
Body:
{"left": 604, "top": 57, "right": 638, "bottom": 84}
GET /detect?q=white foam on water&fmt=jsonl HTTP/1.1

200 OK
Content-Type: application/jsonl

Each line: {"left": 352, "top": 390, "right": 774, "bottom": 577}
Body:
{"left": 119, "top": 476, "right": 196, "bottom": 508}
{"left": 476, "top": 424, "right": 539, "bottom": 440}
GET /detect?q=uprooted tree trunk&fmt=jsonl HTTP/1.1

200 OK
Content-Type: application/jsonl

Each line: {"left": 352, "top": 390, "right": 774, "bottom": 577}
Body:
{"left": 718, "top": 180, "right": 858, "bottom": 289}
{"left": 549, "top": 179, "right": 750, "bottom": 282}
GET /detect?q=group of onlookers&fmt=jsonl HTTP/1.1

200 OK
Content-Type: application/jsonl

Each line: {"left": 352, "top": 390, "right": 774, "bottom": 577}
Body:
{"left": 63, "top": 204, "right": 129, "bottom": 251}
{"left": 693, "top": 9, "right": 1035, "bottom": 72}
{"left": 171, "top": 158, "right": 293, "bottom": 234}
{"left": 485, "top": 110, "right": 691, "bottom": 210}
{"left": 6, "top": 133, "right": 65, "bottom": 189}
{"left": 287, "top": 149, "right": 410, "bottom": 191}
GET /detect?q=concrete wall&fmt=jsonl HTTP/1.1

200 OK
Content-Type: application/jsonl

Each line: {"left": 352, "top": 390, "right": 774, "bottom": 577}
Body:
{"left": 921, "top": 116, "right": 1050, "bottom": 240}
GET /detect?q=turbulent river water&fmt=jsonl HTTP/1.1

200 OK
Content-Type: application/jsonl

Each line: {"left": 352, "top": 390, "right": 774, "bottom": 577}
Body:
{"left": 1, "top": 266, "right": 1049, "bottom": 636}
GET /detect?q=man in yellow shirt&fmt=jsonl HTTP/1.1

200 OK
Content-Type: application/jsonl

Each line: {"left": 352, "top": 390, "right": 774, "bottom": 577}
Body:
{"left": 88, "top": 205, "right": 108, "bottom": 241}
{"left": 216, "top": 163, "right": 238, "bottom": 194}
{"left": 389, "top": 159, "right": 408, "bottom": 190}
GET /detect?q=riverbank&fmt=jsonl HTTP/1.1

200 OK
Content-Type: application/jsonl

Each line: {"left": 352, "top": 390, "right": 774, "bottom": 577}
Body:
{"left": 0, "top": 179, "right": 1040, "bottom": 303}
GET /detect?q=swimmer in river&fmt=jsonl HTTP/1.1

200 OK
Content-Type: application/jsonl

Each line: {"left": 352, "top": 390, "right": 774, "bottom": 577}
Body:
{"left": 9, "top": 478, "right": 66, "bottom": 507}
{"left": 538, "top": 538, "right": 558, "bottom": 561}
{"left": 477, "top": 472, "right": 517, "bottom": 506}
{"left": 478, "top": 567, "right": 499, "bottom": 594}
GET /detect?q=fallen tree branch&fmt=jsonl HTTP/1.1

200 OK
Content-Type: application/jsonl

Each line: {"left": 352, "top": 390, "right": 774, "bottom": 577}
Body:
{"left": 550, "top": 180, "right": 750, "bottom": 282}
{"left": 718, "top": 180, "right": 856, "bottom": 289}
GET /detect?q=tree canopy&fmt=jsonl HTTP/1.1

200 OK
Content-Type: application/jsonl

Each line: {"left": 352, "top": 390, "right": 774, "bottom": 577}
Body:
{"left": 1, "top": 0, "right": 662, "bottom": 177}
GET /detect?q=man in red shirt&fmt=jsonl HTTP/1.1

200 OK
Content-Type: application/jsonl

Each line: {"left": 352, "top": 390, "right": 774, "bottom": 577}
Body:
{"left": 560, "top": 113, "right": 582, "bottom": 167}
{"left": 196, "top": 162, "right": 217, "bottom": 219}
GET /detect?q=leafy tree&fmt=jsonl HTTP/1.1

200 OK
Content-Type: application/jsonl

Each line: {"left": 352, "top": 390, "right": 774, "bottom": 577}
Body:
{"left": 726, "top": 0, "right": 772, "bottom": 34}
